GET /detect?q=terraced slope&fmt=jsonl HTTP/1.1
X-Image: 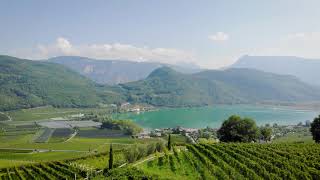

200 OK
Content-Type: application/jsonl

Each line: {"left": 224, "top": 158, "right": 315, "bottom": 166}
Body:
{"left": 0, "top": 161, "right": 87, "bottom": 180}
{"left": 134, "top": 143, "right": 320, "bottom": 180}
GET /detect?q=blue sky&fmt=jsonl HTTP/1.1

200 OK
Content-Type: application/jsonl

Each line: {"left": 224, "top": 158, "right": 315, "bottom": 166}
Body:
{"left": 1, "top": 0, "right": 320, "bottom": 68}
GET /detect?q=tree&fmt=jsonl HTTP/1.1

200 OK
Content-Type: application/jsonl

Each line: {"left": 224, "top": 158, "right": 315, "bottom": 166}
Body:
{"left": 260, "top": 126, "right": 272, "bottom": 142}
{"left": 217, "top": 115, "right": 259, "bottom": 142}
{"left": 168, "top": 134, "right": 172, "bottom": 150}
{"left": 310, "top": 115, "right": 320, "bottom": 143}
{"left": 108, "top": 144, "right": 113, "bottom": 169}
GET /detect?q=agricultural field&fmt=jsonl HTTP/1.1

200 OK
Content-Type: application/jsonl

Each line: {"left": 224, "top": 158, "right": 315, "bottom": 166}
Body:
{"left": 77, "top": 127, "right": 126, "bottom": 138}
{"left": 4, "top": 106, "right": 114, "bottom": 122}
{"left": 49, "top": 128, "right": 75, "bottom": 143}
{"left": 0, "top": 113, "right": 10, "bottom": 121}
{"left": 0, "top": 161, "right": 87, "bottom": 180}
{"left": 34, "top": 128, "right": 55, "bottom": 143}
{"left": 131, "top": 143, "right": 320, "bottom": 180}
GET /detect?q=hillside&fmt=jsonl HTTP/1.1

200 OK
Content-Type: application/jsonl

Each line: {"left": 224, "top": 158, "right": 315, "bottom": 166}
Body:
{"left": 0, "top": 55, "right": 123, "bottom": 110}
{"left": 231, "top": 55, "right": 320, "bottom": 86}
{"left": 119, "top": 67, "right": 320, "bottom": 106}
{"left": 49, "top": 56, "right": 201, "bottom": 85}
{"left": 1, "top": 55, "right": 320, "bottom": 110}
{"left": 105, "top": 143, "right": 320, "bottom": 179}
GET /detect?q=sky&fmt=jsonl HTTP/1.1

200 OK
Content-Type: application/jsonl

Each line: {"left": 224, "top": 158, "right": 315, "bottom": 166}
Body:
{"left": 1, "top": 0, "right": 320, "bottom": 69}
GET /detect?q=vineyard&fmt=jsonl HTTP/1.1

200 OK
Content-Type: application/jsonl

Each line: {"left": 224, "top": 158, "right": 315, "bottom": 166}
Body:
{"left": 1, "top": 143, "right": 320, "bottom": 179}
{"left": 136, "top": 143, "right": 320, "bottom": 180}
{"left": 0, "top": 161, "right": 87, "bottom": 180}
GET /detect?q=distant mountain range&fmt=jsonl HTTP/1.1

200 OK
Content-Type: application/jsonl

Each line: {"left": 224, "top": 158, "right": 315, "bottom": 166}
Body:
{"left": 49, "top": 56, "right": 202, "bottom": 85}
{"left": 1, "top": 55, "right": 320, "bottom": 110}
{"left": 231, "top": 55, "right": 320, "bottom": 86}
{"left": 119, "top": 67, "right": 320, "bottom": 107}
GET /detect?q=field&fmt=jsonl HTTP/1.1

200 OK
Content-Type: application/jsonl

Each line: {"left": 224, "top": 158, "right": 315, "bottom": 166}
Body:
{"left": 133, "top": 143, "right": 320, "bottom": 180}
{"left": 0, "top": 161, "right": 87, "bottom": 180}
{"left": 3, "top": 106, "right": 112, "bottom": 123}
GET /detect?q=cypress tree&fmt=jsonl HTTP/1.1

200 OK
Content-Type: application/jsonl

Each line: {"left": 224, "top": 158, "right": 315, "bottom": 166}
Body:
{"left": 168, "top": 134, "right": 172, "bottom": 150}
{"left": 108, "top": 144, "right": 113, "bottom": 169}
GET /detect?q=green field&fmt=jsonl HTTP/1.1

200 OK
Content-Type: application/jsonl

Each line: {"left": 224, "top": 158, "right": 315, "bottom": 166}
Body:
{"left": 4, "top": 106, "right": 111, "bottom": 122}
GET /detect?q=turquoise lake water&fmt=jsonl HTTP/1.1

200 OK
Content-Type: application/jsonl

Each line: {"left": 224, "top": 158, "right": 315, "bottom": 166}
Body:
{"left": 114, "top": 105, "right": 319, "bottom": 129}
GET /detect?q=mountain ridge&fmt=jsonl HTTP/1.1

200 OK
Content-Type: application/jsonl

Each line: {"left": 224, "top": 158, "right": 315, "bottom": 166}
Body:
{"left": 231, "top": 55, "right": 320, "bottom": 86}
{"left": 1, "top": 55, "right": 320, "bottom": 110}
{"left": 119, "top": 66, "right": 320, "bottom": 107}
{"left": 49, "top": 56, "right": 202, "bottom": 85}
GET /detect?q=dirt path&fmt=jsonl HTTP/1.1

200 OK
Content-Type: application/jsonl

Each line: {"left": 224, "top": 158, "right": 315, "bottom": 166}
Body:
{"left": 132, "top": 152, "right": 173, "bottom": 167}
{"left": 64, "top": 130, "right": 78, "bottom": 142}
{"left": 132, "top": 155, "right": 158, "bottom": 167}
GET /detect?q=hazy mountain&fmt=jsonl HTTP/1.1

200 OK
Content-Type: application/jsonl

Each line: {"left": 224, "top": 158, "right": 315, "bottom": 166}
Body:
{"left": 119, "top": 67, "right": 320, "bottom": 107}
{"left": 0, "top": 55, "right": 123, "bottom": 111}
{"left": 49, "top": 56, "right": 202, "bottom": 85}
{"left": 231, "top": 55, "right": 320, "bottom": 86}
{"left": 1, "top": 55, "right": 320, "bottom": 110}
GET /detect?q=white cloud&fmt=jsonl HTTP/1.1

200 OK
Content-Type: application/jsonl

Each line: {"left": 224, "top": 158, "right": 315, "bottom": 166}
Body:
{"left": 253, "top": 32, "right": 320, "bottom": 59}
{"left": 15, "top": 37, "right": 196, "bottom": 65}
{"left": 208, "top": 32, "right": 229, "bottom": 42}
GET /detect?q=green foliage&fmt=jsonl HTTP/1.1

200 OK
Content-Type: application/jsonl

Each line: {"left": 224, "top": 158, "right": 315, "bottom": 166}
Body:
{"left": 119, "top": 67, "right": 320, "bottom": 107}
{"left": 80, "top": 112, "right": 143, "bottom": 136}
{"left": 0, "top": 161, "right": 87, "bottom": 180}
{"left": 260, "top": 126, "right": 273, "bottom": 142}
{"left": 2, "top": 56, "right": 320, "bottom": 110}
{"left": 0, "top": 55, "right": 124, "bottom": 111}
{"left": 115, "top": 120, "right": 143, "bottom": 135}
{"left": 310, "top": 115, "right": 320, "bottom": 143}
{"left": 168, "top": 134, "right": 172, "bottom": 150}
{"left": 217, "top": 115, "right": 259, "bottom": 142}
{"left": 105, "top": 167, "right": 157, "bottom": 179}
{"left": 124, "top": 142, "right": 164, "bottom": 163}
{"left": 132, "top": 143, "right": 320, "bottom": 180}
{"left": 108, "top": 144, "right": 113, "bottom": 169}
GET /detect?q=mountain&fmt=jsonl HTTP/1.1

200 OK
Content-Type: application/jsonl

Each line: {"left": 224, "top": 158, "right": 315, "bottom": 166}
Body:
{"left": 119, "top": 67, "right": 320, "bottom": 107}
{"left": 1, "top": 55, "right": 320, "bottom": 110}
{"left": 0, "top": 55, "right": 123, "bottom": 111}
{"left": 231, "top": 55, "right": 320, "bottom": 86}
{"left": 49, "top": 56, "right": 202, "bottom": 85}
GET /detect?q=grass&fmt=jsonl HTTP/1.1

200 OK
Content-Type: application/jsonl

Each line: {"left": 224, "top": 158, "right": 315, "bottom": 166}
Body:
{"left": 0, "top": 137, "right": 135, "bottom": 151}
{"left": 0, "top": 151, "right": 85, "bottom": 162}
{"left": 163, "top": 134, "right": 188, "bottom": 145}
{"left": 74, "top": 149, "right": 127, "bottom": 169}
{"left": 273, "top": 132, "right": 314, "bottom": 143}
{"left": 5, "top": 106, "right": 112, "bottom": 122}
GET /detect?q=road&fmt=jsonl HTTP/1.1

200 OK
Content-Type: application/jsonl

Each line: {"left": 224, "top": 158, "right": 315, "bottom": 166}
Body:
{"left": 64, "top": 130, "right": 78, "bottom": 142}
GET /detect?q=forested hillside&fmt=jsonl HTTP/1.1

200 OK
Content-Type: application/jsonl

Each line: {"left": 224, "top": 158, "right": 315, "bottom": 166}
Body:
{"left": 1, "top": 55, "right": 320, "bottom": 110}
{"left": 0, "top": 55, "right": 123, "bottom": 110}
{"left": 119, "top": 67, "right": 320, "bottom": 106}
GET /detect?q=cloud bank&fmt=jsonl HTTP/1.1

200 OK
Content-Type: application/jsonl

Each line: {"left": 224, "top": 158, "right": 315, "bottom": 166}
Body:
{"left": 18, "top": 37, "right": 196, "bottom": 65}
{"left": 254, "top": 32, "right": 320, "bottom": 59}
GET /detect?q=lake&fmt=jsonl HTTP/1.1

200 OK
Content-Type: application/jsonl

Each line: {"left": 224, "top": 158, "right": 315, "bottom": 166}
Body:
{"left": 114, "top": 105, "right": 319, "bottom": 129}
